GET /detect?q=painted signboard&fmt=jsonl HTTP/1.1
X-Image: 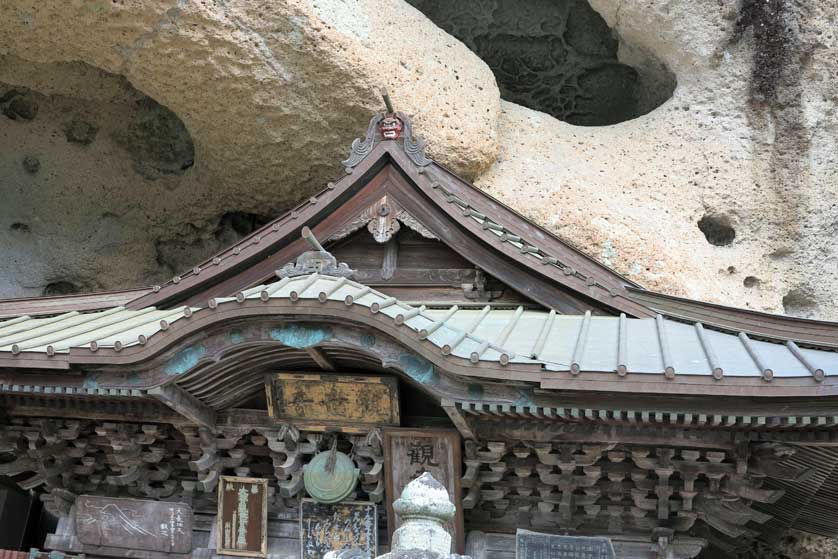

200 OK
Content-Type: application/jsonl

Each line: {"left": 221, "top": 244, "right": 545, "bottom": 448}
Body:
{"left": 300, "top": 499, "right": 377, "bottom": 559}
{"left": 266, "top": 373, "right": 399, "bottom": 430}
{"left": 383, "top": 429, "right": 463, "bottom": 554}
{"left": 217, "top": 476, "right": 269, "bottom": 558}
{"left": 75, "top": 495, "right": 192, "bottom": 554}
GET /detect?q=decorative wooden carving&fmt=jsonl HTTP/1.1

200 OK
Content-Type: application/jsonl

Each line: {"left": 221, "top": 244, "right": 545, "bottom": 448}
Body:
{"left": 217, "top": 476, "right": 269, "bottom": 557}
{"left": 342, "top": 112, "right": 431, "bottom": 168}
{"left": 266, "top": 373, "right": 399, "bottom": 430}
{"left": 327, "top": 195, "right": 437, "bottom": 244}
{"left": 278, "top": 227, "right": 355, "bottom": 279}
{"left": 383, "top": 428, "right": 464, "bottom": 553}
{"left": 0, "top": 413, "right": 812, "bottom": 553}
{"left": 300, "top": 499, "right": 377, "bottom": 559}
{"left": 75, "top": 495, "right": 192, "bottom": 554}
{"left": 462, "top": 440, "right": 780, "bottom": 544}
{"left": 342, "top": 114, "right": 384, "bottom": 168}
{"left": 396, "top": 111, "right": 433, "bottom": 167}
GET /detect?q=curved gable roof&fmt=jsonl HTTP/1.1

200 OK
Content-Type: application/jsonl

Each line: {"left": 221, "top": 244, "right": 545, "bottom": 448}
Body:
{"left": 123, "top": 114, "right": 652, "bottom": 317}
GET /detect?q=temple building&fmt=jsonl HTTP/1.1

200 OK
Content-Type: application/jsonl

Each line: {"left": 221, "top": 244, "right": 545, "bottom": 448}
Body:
{"left": 1, "top": 110, "right": 838, "bottom": 559}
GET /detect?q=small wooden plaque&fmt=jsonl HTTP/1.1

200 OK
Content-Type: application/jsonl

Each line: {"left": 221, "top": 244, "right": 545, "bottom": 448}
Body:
{"left": 383, "top": 428, "right": 463, "bottom": 554}
{"left": 266, "top": 373, "right": 399, "bottom": 430}
{"left": 75, "top": 495, "right": 192, "bottom": 553}
{"left": 300, "top": 499, "right": 377, "bottom": 559}
{"left": 217, "top": 476, "right": 269, "bottom": 557}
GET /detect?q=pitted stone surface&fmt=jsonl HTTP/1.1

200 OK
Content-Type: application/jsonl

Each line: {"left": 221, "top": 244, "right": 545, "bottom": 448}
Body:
{"left": 0, "top": 0, "right": 498, "bottom": 297}
{"left": 477, "top": 0, "right": 838, "bottom": 319}
{"left": 405, "top": 0, "right": 675, "bottom": 126}
{"left": 1, "top": 0, "right": 838, "bottom": 327}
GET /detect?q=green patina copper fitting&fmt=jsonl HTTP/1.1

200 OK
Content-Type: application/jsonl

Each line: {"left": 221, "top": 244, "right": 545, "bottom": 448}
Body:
{"left": 303, "top": 450, "right": 359, "bottom": 504}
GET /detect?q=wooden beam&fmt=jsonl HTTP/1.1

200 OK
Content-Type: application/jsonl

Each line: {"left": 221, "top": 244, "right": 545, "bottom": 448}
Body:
{"left": 147, "top": 383, "right": 216, "bottom": 432}
{"left": 442, "top": 399, "right": 475, "bottom": 440}
{"left": 305, "top": 347, "right": 335, "bottom": 371}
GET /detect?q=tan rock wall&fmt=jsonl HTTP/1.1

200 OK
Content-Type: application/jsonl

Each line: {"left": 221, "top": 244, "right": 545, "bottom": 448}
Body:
{"left": 0, "top": 0, "right": 837, "bottom": 323}
{"left": 0, "top": 0, "right": 498, "bottom": 297}
{"left": 478, "top": 0, "right": 838, "bottom": 319}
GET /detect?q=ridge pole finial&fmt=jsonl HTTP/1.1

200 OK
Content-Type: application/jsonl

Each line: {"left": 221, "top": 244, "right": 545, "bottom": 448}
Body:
{"left": 381, "top": 87, "right": 395, "bottom": 114}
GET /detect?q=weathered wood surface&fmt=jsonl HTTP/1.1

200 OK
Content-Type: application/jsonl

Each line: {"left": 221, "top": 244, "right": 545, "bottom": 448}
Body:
{"left": 300, "top": 499, "right": 377, "bottom": 559}
{"left": 466, "top": 531, "right": 704, "bottom": 559}
{"left": 217, "top": 476, "right": 269, "bottom": 557}
{"left": 75, "top": 495, "right": 192, "bottom": 553}
{"left": 383, "top": 428, "right": 464, "bottom": 553}
{"left": 516, "top": 530, "right": 615, "bottom": 559}
{"left": 267, "top": 373, "right": 399, "bottom": 430}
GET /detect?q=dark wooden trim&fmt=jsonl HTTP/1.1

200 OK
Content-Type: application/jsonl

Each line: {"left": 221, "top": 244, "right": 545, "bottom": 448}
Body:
{"left": 381, "top": 166, "right": 601, "bottom": 314}
{"left": 147, "top": 383, "right": 217, "bottom": 431}
{"left": 126, "top": 143, "right": 393, "bottom": 310}
{"left": 628, "top": 287, "right": 838, "bottom": 348}
{"left": 122, "top": 141, "right": 653, "bottom": 316}
{"left": 2, "top": 299, "right": 838, "bottom": 398}
{"left": 0, "top": 288, "right": 151, "bottom": 318}
{"left": 385, "top": 149, "right": 654, "bottom": 317}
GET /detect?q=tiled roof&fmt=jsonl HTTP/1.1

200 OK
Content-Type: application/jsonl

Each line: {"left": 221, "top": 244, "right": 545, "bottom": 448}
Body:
{"left": 0, "top": 274, "right": 834, "bottom": 382}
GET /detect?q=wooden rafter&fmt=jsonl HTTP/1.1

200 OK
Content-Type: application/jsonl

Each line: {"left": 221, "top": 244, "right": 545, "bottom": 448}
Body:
{"left": 147, "top": 383, "right": 216, "bottom": 432}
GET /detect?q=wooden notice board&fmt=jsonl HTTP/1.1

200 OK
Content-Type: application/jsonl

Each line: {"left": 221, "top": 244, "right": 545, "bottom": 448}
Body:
{"left": 383, "top": 429, "right": 463, "bottom": 553}
{"left": 217, "top": 476, "right": 269, "bottom": 557}
{"left": 266, "top": 373, "right": 399, "bottom": 431}
{"left": 75, "top": 495, "right": 192, "bottom": 553}
{"left": 516, "top": 529, "right": 616, "bottom": 559}
{"left": 300, "top": 499, "right": 377, "bottom": 559}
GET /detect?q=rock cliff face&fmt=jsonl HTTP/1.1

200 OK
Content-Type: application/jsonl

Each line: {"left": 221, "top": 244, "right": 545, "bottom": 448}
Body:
{"left": 0, "top": 0, "right": 498, "bottom": 297}
{"left": 0, "top": 0, "right": 836, "bottom": 324}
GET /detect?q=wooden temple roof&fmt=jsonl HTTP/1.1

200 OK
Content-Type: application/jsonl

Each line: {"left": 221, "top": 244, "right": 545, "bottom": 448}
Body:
{"left": 1, "top": 272, "right": 837, "bottom": 396}
{"left": 0, "top": 111, "right": 836, "bottom": 400}
{"left": 4, "top": 112, "right": 838, "bottom": 556}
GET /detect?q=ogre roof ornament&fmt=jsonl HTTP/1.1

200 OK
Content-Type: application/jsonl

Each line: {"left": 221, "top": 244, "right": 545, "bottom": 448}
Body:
{"left": 342, "top": 89, "right": 432, "bottom": 169}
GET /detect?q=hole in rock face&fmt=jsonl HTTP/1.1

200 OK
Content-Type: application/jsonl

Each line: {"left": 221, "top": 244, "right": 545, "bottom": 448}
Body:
{"left": 407, "top": 0, "right": 676, "bottom": 125}
{"left": 154, "top": 212, "right": 272, "bottom": 275}
{"left": 43, "top": 281, "right": 80, "bottom": 296}
{"left": 215, "top": 212, "right": 272, "bottom": 240}
{"left": 743, "top": 276, "right": 760, "bottom": 288}
{"left": 697, "top": 214, "right": 736, "bottom": 246}
{"left": 782, "top": 288, "right": 817, "bottom": 317}
{"left": 114, "top": 97, "right": 195, "bottom": 180}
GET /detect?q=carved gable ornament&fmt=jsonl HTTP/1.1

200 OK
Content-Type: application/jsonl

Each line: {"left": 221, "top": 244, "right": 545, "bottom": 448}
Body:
{"left": 329, "top": 195, "right": 437, "bottom": 244}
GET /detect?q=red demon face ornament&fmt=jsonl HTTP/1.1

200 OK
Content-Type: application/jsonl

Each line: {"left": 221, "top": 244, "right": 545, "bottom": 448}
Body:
{"left": 379, "top": 115, "right": 403, "bottom": 140}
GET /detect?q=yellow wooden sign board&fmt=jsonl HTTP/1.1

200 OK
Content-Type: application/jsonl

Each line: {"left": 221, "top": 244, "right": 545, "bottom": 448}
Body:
{"left": 265, "top": 373, "right": 399, "bottom": 431}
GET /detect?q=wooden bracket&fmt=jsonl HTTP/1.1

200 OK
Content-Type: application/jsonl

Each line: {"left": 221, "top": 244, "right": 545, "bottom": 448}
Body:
{"left": 147, "top": 383, "right": 216, "bottom": 433}
{"left": 304, "top": 347, "right": 336, "bottom": 371}
{"left": 442, "top": 399, "right": 475, "bottom": 440}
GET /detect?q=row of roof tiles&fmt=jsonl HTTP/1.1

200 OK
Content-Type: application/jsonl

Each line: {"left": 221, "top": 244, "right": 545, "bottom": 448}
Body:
{"left": 0, "top": 274, "right": 834, "bottom": 381}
